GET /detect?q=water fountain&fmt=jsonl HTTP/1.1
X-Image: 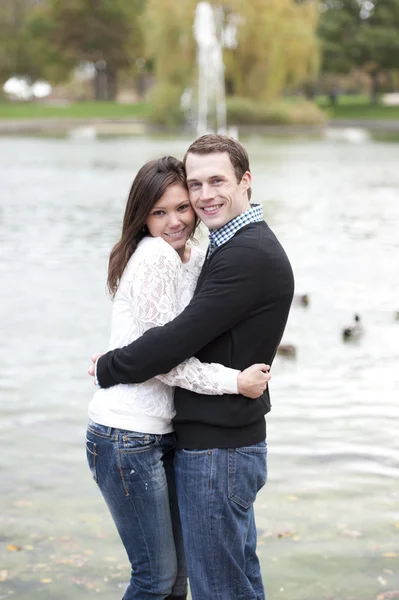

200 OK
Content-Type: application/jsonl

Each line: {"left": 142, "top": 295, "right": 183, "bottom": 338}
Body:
{"left": 193, "top": 2, "right": 227, "bottom": 136}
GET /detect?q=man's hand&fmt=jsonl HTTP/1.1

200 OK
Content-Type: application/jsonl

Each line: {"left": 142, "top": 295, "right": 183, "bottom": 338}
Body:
{"left": 88, "top": 353, "right": 104, "bottom": 377}
{"left": 237, "top": 363, "right": 271, "bottom": 399}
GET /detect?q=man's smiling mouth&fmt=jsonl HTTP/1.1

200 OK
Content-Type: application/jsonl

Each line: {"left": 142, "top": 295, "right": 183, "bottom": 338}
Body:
{"left": 201, "top": 204, "right": 223, "bottom": 214}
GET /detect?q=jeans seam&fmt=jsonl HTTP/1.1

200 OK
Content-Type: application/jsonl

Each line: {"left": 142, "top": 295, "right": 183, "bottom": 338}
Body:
{"left": 209, "top": 451, "right": 219, "bottom": 596}
{"left": 120, "top": 445, "right": 157, "bottom": 455}
{"left": 86, "top": 441, "right": 98, "bottom": 483}
{"left": 116, "top": 439, "right": 130, "bottom": 497}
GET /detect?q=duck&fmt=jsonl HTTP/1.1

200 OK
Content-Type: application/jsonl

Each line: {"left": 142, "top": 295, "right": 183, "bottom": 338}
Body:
{"left": 294, "top": 294, "right": 310, "bottom": 307}
{"left": 277, "top": 344, "right": 297, "bottom": 358}
{"left": 342, "top": 314, "right": 363, "bottom": 341}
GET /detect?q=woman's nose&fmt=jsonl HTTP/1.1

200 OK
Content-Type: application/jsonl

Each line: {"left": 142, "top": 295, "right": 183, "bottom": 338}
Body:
{"left": 168, "top": 213, "right": 181, "bottom": 228}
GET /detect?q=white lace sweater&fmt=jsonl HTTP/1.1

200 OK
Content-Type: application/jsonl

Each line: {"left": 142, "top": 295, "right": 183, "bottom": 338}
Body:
{"left": 88, "top": 236, "right": 240, "bottom": 434}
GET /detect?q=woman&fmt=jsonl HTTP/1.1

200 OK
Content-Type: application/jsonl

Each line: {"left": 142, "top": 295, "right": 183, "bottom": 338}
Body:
{"left": 86, "top": 156, "right": 270, "bottom": 600}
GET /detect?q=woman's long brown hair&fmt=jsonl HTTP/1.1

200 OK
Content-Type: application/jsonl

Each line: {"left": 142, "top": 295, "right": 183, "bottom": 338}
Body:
{"left": 107, "top": 156, "right": 198, "bottom": 297}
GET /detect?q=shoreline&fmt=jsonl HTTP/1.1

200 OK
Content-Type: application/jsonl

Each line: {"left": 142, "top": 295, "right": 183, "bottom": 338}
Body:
{"left": 1, "top": 117, "right": 399, "bottom": 136}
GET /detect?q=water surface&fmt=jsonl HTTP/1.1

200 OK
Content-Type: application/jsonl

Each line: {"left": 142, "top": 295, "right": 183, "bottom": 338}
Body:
{"left": 0, "top": 133, "right": 398, "bottom": 599}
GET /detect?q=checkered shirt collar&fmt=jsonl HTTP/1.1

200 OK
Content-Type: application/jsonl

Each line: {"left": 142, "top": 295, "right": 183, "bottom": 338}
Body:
{"left": 207, "top": 203, "right": 264, "bottom": 257}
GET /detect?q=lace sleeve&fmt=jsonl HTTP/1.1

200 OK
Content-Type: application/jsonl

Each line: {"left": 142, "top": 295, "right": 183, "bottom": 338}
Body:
{"left": 156, "top": 361, "right": 239, "bottom": 395}
{"left": 129, "top": 242, "right": 239, "bottom": 395}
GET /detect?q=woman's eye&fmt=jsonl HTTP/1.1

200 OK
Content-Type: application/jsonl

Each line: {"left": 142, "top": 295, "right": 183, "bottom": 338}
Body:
{"left": 178, "top": 204, "right": 190, "bottom": 211}
{"left": 152, "top": 210, "right": 164, "bottom": 217}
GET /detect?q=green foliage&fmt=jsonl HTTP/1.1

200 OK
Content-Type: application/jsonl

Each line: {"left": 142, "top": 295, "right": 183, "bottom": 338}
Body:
{"left": 225, "top": 0, "right": 320, "bottom": 100}
{"left": 227, "top": 96, "right": 327, "bottom": 125}
{"left": 0, "top": 0, "right": 69, "bottom": 83}
{"left": 319, "top": 0, "right": 399, "bottom": 100}
{"left": 49, "top": 0, "right": 145, "bottom": 69}
{"left": 144, "top": 0, "right": 196, "bottom": 88}
{"left": 46, "top": 0, "right": 146, "bottom": 98}
{"left": 143, "top": 0, "right": 321, "bottom": 122}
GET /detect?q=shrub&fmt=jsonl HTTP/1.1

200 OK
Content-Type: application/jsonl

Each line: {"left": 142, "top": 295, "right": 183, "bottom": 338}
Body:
{"left": 226, "top": 96, "right": 326, "bottom": 126}
{"left": 148, "top": 83, "right": 185, "bottom": 126}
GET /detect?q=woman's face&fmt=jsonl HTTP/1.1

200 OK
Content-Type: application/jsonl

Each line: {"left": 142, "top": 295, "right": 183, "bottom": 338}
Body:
{"left": 146, "top": 184, "right": 196, "bottom": 259}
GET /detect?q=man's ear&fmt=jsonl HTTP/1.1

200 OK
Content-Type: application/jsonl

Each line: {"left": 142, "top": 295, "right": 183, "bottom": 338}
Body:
{"left": 241, "top": 171, "right": 252, "bottom": 192}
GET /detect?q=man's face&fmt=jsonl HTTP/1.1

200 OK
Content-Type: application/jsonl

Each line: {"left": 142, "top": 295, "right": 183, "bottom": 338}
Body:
{"left": 185, "top": 152, "right": 251, "bottom": 230}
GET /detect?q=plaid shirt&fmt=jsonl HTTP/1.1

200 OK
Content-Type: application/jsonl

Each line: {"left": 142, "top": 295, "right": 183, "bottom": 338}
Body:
{"left": 207, "top": 203, "right": 264, "bottom": 258}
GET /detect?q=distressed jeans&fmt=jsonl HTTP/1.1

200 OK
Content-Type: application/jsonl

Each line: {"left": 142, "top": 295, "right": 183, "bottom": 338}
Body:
{"left": 86, "top": 420, "right": 187, "bottom": 600}
{"left": 174, "top": 440, "right": 267, "bottom": 600}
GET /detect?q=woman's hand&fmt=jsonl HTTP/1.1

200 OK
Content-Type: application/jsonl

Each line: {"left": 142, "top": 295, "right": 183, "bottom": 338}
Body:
{"left": 237, "top": 364, "right": 271, "bottom": 398}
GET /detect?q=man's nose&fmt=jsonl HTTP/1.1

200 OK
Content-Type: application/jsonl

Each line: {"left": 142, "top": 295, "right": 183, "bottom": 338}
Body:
{"left": 200, "top": 183, "right": 214, "bottom": 200}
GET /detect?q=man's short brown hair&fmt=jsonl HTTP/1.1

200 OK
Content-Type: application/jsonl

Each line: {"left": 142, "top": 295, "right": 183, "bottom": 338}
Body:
{"left": 183, "top": 134, "right": 252, "bottom": 199}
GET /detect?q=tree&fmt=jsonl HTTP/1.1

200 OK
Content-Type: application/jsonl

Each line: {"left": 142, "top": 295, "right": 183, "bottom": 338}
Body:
{"left": 0, "top": 0, "right": 75, "bottom": 87}
{"left": 141, "top": 0, "right": 197, "bottom": 123}
{"left": 225, "top": 0, "right": 320, "bottom": 100}
{"left": 143, "top": 0, "right": 320, "bottom": 121}
{"left": 49, "top": 0, "right": 146, "bottom": 100}
{"left": 319, "top": 0, "right": 399, "bottom": 102}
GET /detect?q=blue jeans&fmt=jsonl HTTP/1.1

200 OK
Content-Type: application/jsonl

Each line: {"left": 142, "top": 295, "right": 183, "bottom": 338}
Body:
{"left": 174, "top": 441, "right": 267, "bottom": 600}
{"left": 86, "top": 421, "right": 187, "bottom": 600}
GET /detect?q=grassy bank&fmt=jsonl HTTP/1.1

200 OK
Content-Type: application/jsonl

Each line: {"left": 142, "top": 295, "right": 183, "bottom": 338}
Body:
{"left": 316, "top": 93, "right": 399, "bottom": 119}
{"left": 0, "top": 100, "right": 151, "bottom": 120}
{"left": 1, "top": 95, "right": 399, "bottom": 122}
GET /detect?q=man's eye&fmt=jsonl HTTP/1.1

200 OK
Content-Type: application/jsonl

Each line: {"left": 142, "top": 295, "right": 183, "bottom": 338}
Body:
{"left": 189, "top": 182, "right": 200, "bottom": 189}
{"left": 212, "top": 178, "right": 222, "bottom": 184}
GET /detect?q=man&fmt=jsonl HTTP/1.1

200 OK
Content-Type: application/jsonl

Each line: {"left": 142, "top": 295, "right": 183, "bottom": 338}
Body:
{"left": 91, "top": 134, "right": 294, "bottom": 600}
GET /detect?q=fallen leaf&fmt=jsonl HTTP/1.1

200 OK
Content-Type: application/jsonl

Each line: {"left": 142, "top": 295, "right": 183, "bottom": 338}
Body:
{"left": 40, "top": 578, "right": 52, "bottom": 584}
{"left": 277, "top": 530, "right": 295, "bottom": 539}
{"left": 287, "top": 495, "right": 298, "bottom": 501}
{"left": 0, "top": 570, "right": 8, "bottom": 582}
{"left": 7, "top": 544, "right": 22, "bottom": 552}
{"left": 383, "top": 552, "right": 398, "bottom": 558}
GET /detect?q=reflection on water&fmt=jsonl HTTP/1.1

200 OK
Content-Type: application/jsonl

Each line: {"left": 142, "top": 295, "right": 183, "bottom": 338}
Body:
{"left": 0, "top": 134, "right": 398, "bottom": 600}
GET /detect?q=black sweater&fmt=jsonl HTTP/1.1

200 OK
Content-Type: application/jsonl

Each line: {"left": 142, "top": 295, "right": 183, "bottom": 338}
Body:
{"left": 97, "top": 222, "right": 294, "bottom": 449}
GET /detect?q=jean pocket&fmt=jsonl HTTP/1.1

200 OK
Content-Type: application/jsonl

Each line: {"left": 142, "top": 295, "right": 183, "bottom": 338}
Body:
{"left": 180, "top": 448, "right": 211, "bottom": 455}
{"left": 86, "top": 439, "right": 98, "bottom": 483}
{"left": 120, "top": 432, "right": 157, "bottom": 454}
{"left": 228, "top": 444, "right": 267, "bottom": 509}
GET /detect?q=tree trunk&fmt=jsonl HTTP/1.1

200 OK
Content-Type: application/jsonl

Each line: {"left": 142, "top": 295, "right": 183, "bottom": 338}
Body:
{"left": 107, "top": 68, "right": 117, "bottom": 101}
{"left": 370, "top": 71, "right": 379, "bottom": 105}
{"left": 93, "top": 64, "right": 117, "bottom": 101}
{"left": 94, "top": 64, "right": 108, "bottom": 101}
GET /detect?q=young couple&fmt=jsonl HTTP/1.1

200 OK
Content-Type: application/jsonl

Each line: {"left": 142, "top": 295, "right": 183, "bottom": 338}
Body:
{"left": 87, "top": 134, "right": 294, "bottom": 600}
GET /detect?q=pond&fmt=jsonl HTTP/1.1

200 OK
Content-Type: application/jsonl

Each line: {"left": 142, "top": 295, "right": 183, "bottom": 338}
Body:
{"left": 0, "top": 132, "right": 398, "bottom": 600}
